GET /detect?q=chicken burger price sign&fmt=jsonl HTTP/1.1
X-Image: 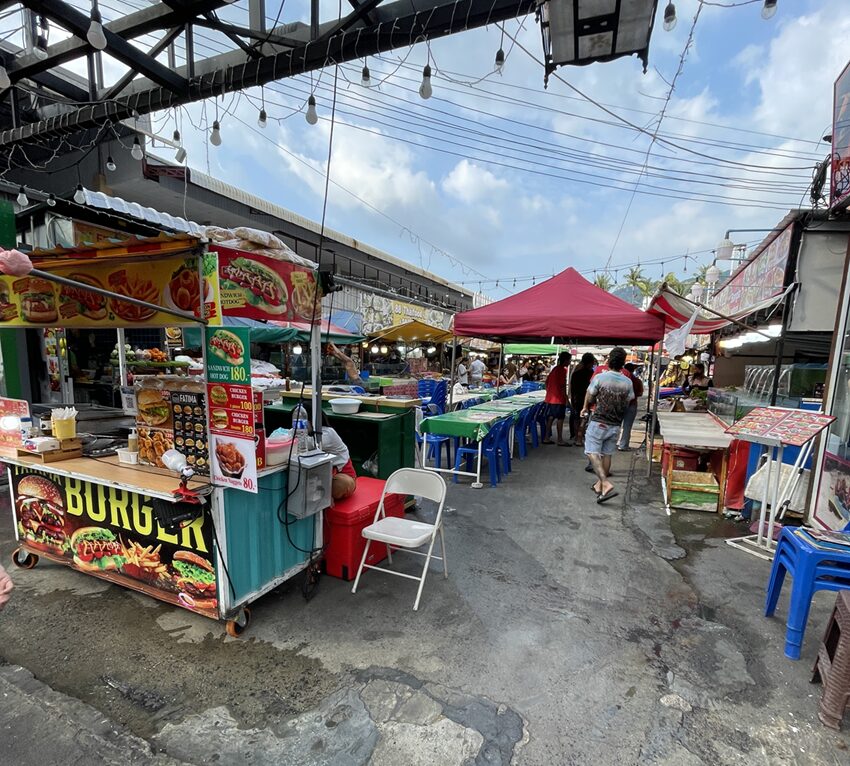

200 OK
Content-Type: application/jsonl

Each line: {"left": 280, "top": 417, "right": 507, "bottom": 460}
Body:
{"left": 10, "top": 466, "right": 218, "bottom": 618}
{"left": 204, "top": 326, "right": 257, "bottom": 493}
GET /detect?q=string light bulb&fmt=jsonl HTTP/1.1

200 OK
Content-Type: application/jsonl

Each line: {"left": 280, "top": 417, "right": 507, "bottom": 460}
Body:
{"left": 495, "top": 48, "right": 505, "bottom": 73}
{"left": 663, "top": 2, "right": 677, "bottom": 31}
{"left": 257, "top": 108, "right": 267, "bottom": 128}
{"left": 370, "top": 344, "right": 379, "bottom": 354}
{"left": 73, "top": 184, "right": 86, "bottom": 205}
{"left": 305, "top": 95, "right": 318, "bottom": 125}
{"left": 0, "top": 66, "right": 10, "bottom": 92}
{"left": 33, "top": 35, "right": 49, "bottom": 60}
{"left": 16, "top": 186, "right": 28, "bottom": 206}
{"left": 380, "top": 345, "right": 388, "bottom": 354}
{"left": 175, "top": 145, "right": 187, "bottom": 163}
{"left": 172, "top": 128, "right": 181, "bottom": 145}
{"left": 419, "top": 65, "right": 433, "bottom": 99}
{"left": 292, "top": 344, "right": 303, "bottom": 355}
{"left": 87, "top": 4, "right": 107, "bottom": 50}
{"left": 46, "top": 194, "right": 56, "bottom": 207}
{"left": 761, "top": 0, "right": 777, "bottom": 19}
{"left": 131, "top": 137, "right": 143, "bottom": 160}
{"left": 105, "top": 155, "right": 116, "bottom": 171}
{"left": 361, "top": 64, "right": 371, "bottom": 87}
{"left": 210, "top": 120, "right": 222, "bottom": 146}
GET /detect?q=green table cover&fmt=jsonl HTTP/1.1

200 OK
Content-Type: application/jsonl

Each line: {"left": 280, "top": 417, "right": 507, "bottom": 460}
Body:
{"left": 419, "top": 409, "right": 506, "bottom": 441}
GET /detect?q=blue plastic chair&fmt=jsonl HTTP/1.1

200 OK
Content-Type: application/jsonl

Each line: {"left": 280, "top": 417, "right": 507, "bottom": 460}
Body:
{"left": 429, "top": 381, "right": 448, "bottom": 414}
{"left": 514, "top": 408, "right": 536, "bottom": 459}
{"left": 764, "top": 522, "right": 850, "bottom": 660}
{"left": 535, "top": 402, "right": 550, "bottom": 443}
{"left": 418, "top": 379, "right": 436, "bottom": 398}
{"left": 416, "top": 418, "right": 452, "bottom": 470}
{"left": 452, "top": 418, "right": 509, "bottom": 487}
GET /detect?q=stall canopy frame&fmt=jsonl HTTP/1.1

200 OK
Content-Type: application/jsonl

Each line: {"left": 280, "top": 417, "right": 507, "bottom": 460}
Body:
{"left": 369, "top": 319, "right": 454, "bottom": 344}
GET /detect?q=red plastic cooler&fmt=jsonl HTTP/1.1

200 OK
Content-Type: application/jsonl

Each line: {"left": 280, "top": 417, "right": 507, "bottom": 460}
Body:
{"left": 324, "top": 477, "right": 405, "bottom": 581}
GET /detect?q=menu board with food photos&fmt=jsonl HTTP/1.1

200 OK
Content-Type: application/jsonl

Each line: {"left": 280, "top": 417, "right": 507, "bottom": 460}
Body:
{"left": 10, "top": 464, "right": 218, "bottom": 619}
{"left": 0, "top": 253, "right": 219, "bottom": 328}
{"left": 725, "top": 406, "right": 835, "bottom": 447}
{"left": 135, "top": 377, "right": 209, "bottom": 475}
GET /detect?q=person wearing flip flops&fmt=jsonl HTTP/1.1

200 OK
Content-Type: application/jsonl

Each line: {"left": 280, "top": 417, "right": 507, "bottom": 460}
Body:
{"left": 542, "top": 351, "right": 572, "bottom": 445}
{"left": 582, "top": 347, "right": 634, "bottom": 504}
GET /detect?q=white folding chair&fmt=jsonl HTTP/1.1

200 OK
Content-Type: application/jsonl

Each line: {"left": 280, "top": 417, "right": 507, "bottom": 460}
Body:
{"left": 351, "top": 468, "right": 448, "bottom": 611}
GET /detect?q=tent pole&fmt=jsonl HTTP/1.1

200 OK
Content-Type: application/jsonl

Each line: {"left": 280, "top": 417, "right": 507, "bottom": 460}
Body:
{"left": 449, "top": 337, "right": 457, "bottom": 409}
{"left": 311, "top": 320, "right": 323, "bottom": 449}
{"left": 646, "top": 349, "right": 663, "bottom": 477}
{"left": 496, "top": 343, "right": 503, "bottom": 394}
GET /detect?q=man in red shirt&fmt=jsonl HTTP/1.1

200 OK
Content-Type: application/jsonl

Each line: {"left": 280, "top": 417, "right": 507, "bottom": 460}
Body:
{"left": 542, "top": 351, "right": 572, "bottom": 445}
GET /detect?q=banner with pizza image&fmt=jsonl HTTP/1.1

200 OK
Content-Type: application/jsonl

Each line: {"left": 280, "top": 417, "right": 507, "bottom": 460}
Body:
{"left": 11, "top": 465, "right": 218, "bottom": 618}
{"left": 213, "top": 245, "right": 321, "bottom": 323}
{"left": 0, "top": 253, "right": 218, "bottom": 328}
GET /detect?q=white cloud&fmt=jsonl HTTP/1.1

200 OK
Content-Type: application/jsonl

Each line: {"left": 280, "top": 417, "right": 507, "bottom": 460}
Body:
{"left": 442, "top": 160, "right": 509, "bottom": 204}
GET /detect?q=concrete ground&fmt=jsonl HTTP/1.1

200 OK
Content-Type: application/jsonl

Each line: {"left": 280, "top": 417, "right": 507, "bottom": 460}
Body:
{"left": 1, "top": 441, "right": 849, "bottom": 765}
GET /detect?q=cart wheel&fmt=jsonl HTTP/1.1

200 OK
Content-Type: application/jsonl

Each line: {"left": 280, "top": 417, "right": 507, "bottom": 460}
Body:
{"left": 301, "top": 561, "right": 322, "bottom": 602}
{"left": 12, "top": 547, "right": 38, "bottom": 569}
{"left": 225, "top": 607, "right": 251, "bottom": 638}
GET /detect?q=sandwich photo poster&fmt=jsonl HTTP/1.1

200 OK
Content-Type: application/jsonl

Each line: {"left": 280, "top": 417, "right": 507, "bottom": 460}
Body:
{"left": 10, "top": 465, "right": 219, "bottom": 618}
{"left": 0, "top": 253, "right": 217, "bottom": 328}
{"left": 214, "top": 245, "right": 321, "bottom": 322}
{"left": 204, "top": 325, "right": 258, "bottom": 493}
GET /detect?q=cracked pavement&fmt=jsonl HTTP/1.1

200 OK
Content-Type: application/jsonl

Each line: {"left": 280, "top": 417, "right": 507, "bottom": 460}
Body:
{"left": 1, "top": 444, "right": 849, "bottom": 764}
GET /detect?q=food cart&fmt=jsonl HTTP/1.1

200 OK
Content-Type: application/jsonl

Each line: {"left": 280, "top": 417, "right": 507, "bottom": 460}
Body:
{"left": 2, "top": 231, "right": 334, "bottom": 635}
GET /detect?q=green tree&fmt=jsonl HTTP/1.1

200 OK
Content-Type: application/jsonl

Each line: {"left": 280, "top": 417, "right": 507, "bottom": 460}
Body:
{"left": 662, "top": 272, "right": 685, "bottom": 295}
{"left": 593, "top": 273, "right": 615, "bottom": 291}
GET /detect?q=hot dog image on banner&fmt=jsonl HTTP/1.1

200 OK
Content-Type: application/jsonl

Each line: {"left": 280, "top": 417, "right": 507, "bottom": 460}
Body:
{"left": 10, "top": 466, "right": 218, "bottom": 618}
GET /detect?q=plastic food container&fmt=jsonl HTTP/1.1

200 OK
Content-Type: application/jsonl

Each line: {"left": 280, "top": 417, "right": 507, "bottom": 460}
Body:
{"left": 266, "top": 437, "right": 295, "bottom": 466}
{"left": 329, "top": 397, "right": 361, "bottom": 414}
{"left": 117, "top": 448, "right": 139, "bottom": 465}
{"left": 52, "top": 418, "right": 77, "bottom": 439}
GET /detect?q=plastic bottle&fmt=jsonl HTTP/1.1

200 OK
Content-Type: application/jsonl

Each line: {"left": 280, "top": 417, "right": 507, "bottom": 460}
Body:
{"left": 292, "top": 404, "right": 309, "bottom": 453}
{"left": 20, "top": 416, "right": 33, "bottom": 441}
{"left": 127, "top": 428, "right": 139, "bottom": 452}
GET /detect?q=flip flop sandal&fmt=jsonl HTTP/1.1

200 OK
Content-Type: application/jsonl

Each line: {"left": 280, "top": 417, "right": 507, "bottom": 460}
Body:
{"left": 590, "top": 483, "right": 601, "bottom": 495}
{"left": 597, "top": 490, "right": 619, "bottom": 504}
{"left": 557, "top": 442, "right": 570, "bottom": 447}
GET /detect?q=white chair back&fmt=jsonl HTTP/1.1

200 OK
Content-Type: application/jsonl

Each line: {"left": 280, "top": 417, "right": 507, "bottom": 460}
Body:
{"left": 384, "top": 467, "right": 447, "bottom": 503}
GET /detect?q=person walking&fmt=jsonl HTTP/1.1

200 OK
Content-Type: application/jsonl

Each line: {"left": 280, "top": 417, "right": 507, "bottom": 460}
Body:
{"left": 569, "top": 353, "right": 596, "bottom": 446}
{"left": 470, "top": 356, "right": 486, "bottom": 387}
{"left": 617, "top": 362, "right": 644, "bottom": 451}
{"left": 542, "top": 351, "right": 572, "bottom": 445}
{"left": 457, "top": 356, "right": 469, "bottom": 387}
{"left": 582, "top": 347, "right": 634, "bottom": 503}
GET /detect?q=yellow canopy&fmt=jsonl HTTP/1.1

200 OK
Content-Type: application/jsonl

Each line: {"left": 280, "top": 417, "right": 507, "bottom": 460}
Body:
{"left": 370, "top": 319, "right": 454, "bottom": 343}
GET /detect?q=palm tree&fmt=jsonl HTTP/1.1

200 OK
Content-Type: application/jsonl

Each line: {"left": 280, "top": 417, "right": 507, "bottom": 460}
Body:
{"left": 662, "top": 272, "right": 684, "bottom": 295}
{"left": 625, "top": 267, "right": 648, "bottom": 293}
{"left": 593, "top": 273, "right": 615, "bottom": 291}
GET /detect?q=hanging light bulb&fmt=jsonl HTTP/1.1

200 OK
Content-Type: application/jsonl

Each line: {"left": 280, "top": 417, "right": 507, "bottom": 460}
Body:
{"left": 0, "top": 66, "right": 10, "bottom": 92}
{"left": 209, "top": 120, "right": 221, "bottom": 146}
{"left": 495, "top": 48, "right": 505, "bottom": 73}
{"left": 257, "top": 108, "right": 268, "bottom": 129}
{"left": 172, "top": 128, "right": 181, "bottom": 145}
{"left": 380, "top": 345, "right": 388, "bottom": 354}
{"left": 87, "top": 4, "right": 107, "bottom": 51}
{"left": 16, "top": 186, "right": 28, "bottom": 206}
{"left": 46, "top": 193, "right": 56, "bottom": 207}
{"left": 175, "top": 145, "right": 187, "bottom": 163}
{"left": 761, "top": 0, "right": 777, "bottom": 20}
{"left": 397, "top": 343, "right": 406, "bottom": 353}
{"left": 370, "top": 344, "right": 379, "bottom": 354}
{"left": 426, "top": 346, "right": 436, "bottom": 355}
{"left": 305, "top": 95, "right": 318, "bottom": 125}
{"left": 360, "top": 63, "right": 371, "bottom": 87}
{"left": 73, "top": 184, "right": 86, "bottom": 205}
{"left": 33, "top": 35, "right": 49, "bottom": 60}
{"left": 419, "top": 65, "right": 432, "bottom": 99}
{"left": 131, "top": 136, "right": 143, "bottom": 160}
{"left": 663, "top": 2, "right": 677, "bottom": 31}
{"left": 106, "top": 155, "right": 116, "bottom": 172}
{"left": 292, "top": 344, "right": 303, "bottom": 355}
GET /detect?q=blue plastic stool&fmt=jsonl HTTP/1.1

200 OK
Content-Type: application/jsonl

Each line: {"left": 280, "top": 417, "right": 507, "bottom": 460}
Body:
{"left": 764, "top": 524, "right": 850, "bottom": 660}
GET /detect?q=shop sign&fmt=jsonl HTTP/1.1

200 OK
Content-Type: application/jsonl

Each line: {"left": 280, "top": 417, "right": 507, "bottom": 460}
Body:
{"left": 831, "top": 60, "right": 850, "bottom": 211}
{"left": 0, "top": 254, "right": 215, "bottom": 328}
{"left": 72, "top": 222, "right": 131, "bottom": 247}
{"left": 10, "top": 465, "right": 218, "bottom": 618}
{"left": 0, "top": 396, "right": 29, "bottom": 456}
{"left": 214, "top": 245, "right": 320, "bottom": 323}
{"left": 359, "top": 293, "right": 449, "bottom": 334}
{"left": 711, "top": 225, "right": 793, "bottom": 318}
{"left": 204, "top": 326, "right": 257, "bottom": 493}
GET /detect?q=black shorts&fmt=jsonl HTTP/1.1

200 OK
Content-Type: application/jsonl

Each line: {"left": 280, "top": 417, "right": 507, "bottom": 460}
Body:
{"left": 546, "top": 403, "right": 567, "bottom": 419}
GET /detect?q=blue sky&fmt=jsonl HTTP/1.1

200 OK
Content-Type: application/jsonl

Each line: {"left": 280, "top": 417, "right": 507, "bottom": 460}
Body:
{"left": 7, "top": 0, "right": 847, "bottom": 297}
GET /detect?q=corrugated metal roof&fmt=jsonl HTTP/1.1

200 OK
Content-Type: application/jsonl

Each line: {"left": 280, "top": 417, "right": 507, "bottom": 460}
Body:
{"left": 81, "top": 189, "right": 206, "bottom": 237}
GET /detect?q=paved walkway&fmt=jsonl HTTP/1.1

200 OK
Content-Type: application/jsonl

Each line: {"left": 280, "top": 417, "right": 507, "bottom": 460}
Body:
{"left": 1, "top": 443, "right": 849, "bottom": 764}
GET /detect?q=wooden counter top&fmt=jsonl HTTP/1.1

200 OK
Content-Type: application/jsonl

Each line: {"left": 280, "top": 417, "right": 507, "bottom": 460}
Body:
{"left": 3, "top": 454, "right": 210, "bottom": 501}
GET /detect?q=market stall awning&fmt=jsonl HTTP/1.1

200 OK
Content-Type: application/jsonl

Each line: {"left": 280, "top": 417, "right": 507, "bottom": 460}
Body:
{"left": 647, "top": 285, "right": 792, "bottom": 334}
{"left": 271, "top": 318, "right": 364, "bottom": 344}
{"left": 453, "top": 267, "right": 665, "bottom": 344}
{"left": 185, "top": 317, "right": 363, "bottom": 346}
{"left": 504, "top": 343, "right": 564, "bottom": 355}
{"left": 370, "top": 320, "right": 454, "bottom": 343}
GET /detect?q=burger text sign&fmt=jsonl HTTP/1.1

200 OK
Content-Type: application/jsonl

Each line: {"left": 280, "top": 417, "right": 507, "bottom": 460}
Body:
{"left": 11, "top": 467, "right": 219, "bottom": 618}
{"left": 204, "top": 326, "right": 258, "bottom": 493}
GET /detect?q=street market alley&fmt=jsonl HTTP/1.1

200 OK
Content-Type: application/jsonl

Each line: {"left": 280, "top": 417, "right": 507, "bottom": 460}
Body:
{"left": 1, "top": 445, "right": 849, "bottom": 766}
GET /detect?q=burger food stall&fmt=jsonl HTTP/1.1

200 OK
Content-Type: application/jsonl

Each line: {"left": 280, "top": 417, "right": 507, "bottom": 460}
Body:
{"left": 1, "top": 230, "right": 335, "bottom": 635}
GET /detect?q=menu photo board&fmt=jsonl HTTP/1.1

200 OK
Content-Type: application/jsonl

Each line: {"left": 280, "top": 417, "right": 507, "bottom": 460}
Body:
{"left": 725, "top": 406, "right": 835, "bottom": 447}
{"left": 204, "top": 326, "right": 257, "bottom": 493}
{"left": 0, "top": 397, "right": 30, "bottom": 456}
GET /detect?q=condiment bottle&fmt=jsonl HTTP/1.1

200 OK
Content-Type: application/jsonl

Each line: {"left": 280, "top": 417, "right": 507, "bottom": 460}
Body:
{"left": 127, "top": 428, "right": 139, "bottom": 452}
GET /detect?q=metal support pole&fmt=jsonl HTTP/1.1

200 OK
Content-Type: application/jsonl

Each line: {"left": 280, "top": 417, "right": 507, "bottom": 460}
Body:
{"left": 448, "top": 337, "right": 457, "bottom": 409}
{"left": 496, "top": 343, "right": 503, "bottom": 395}
{"left": 769, "top": 288, "right": 797, "bottom": 406}
{"left": 646, "top": 349, "right": 663, "bottom": 476}
{"left": 311, "top": 319, "right": 323, "bottom": 449}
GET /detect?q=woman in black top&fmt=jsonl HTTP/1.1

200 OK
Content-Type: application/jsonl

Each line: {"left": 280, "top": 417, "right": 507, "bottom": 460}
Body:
{"left": 569, "top": 353, "right": 596, "bottom": 445}
{"left": 685, "top": 363, "right": 713, "bottom": 393}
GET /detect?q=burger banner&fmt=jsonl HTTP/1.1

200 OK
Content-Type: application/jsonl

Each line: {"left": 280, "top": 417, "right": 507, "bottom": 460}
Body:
{"left": 214, "top": 245, "right": 321, "bottom": 323}
{"left": 0, "top": 253, "right": 218, "bottom": 328}
{"left": 11, "top": 466, "right": 218, "bottom": 618}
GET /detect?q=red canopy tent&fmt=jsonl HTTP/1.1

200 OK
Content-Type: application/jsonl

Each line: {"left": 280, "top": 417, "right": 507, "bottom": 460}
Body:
{"left": 453, "top": 267, "right": 665, "bottom": 343}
